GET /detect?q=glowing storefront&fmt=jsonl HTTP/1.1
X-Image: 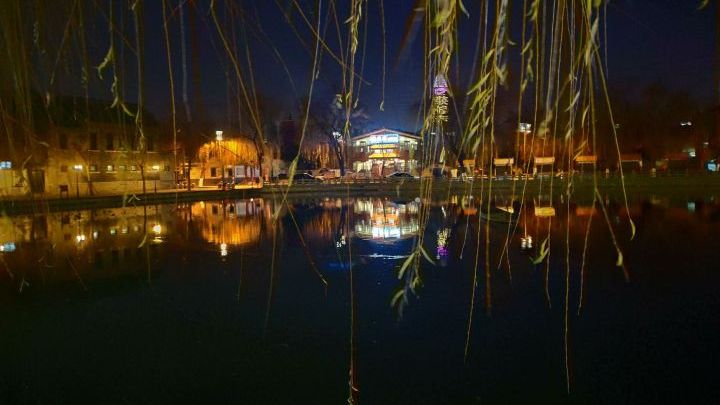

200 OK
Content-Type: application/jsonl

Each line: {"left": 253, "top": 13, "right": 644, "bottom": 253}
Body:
{"left": 350, "top": 128, "right": 421, "bottom": 175}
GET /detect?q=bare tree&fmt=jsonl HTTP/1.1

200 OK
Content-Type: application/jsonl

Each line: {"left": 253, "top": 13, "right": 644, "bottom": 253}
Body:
{"left": 305, "top": 94, "right": 368, "bottom": 176}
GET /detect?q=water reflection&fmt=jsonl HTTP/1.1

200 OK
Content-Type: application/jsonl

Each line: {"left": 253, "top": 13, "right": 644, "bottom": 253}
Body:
{"left": 2, "top": 195, "right": 720, "bottom": 282}
{"left": 353, "top": 198, "right": 420, "bottom": 241}
{"left": 1, "top": 194, "right": 719, "bottom": 402}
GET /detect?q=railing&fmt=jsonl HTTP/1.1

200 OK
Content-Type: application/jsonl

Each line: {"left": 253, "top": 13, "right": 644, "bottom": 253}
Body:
{"left": 262, "top": 169, "right": 719, "bottom": 187}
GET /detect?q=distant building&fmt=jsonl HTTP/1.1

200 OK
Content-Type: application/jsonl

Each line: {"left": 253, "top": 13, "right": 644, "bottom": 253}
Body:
{"left": 45, "top": 122, "right": 174, "bottom": 196}
{"left": 0, "top": 96, "right": 174, "bottom": 198}
{"left": 350, "top": 128, "right": 421, "bottom": 176}
{"left": 188, "top": 134, "right": 278, "bottom": 186}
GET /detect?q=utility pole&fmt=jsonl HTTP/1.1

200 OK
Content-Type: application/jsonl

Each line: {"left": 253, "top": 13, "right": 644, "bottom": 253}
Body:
{"left": 715, "top": 0, "right": 720, "bottom": 150}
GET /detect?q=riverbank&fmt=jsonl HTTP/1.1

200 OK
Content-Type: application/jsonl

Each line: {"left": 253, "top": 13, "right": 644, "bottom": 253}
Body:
{"left": 2, "top": 174, "right": 720, "bottom": 215}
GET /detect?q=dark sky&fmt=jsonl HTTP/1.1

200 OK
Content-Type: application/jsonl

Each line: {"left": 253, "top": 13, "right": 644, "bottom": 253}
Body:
{"left": 126, "top": 0, "right": 716, "bottom": 131}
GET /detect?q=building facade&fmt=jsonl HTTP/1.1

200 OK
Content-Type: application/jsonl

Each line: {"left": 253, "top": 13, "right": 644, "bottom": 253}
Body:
{"left": 350, "top": 128, "right": 421, "bottom": 176}
{"left": 45, "top": 123, "right": 175, "bottom": 197}
{"left": 189, "top": 135, "right": 267, "bottom": 187}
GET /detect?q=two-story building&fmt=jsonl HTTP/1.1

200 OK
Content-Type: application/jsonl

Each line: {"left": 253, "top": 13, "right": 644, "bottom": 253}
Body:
{"left": 45, "top": 121, "right": 175, "bottom": 197}
{"left": 350, "top": 128, "right": 421, "bottom": 176}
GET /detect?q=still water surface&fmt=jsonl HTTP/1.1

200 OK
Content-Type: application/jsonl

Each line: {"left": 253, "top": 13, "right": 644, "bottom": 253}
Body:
{"left": 1, "top": 195, "right": 718, "bottom": 403}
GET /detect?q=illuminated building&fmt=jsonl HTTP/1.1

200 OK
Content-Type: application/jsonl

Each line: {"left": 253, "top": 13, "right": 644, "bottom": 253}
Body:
{"left": 350, "top": 128, "right": 421, "bottom": 176}
{"left": 190, "top": 135, "right": 271, "bottom": 187}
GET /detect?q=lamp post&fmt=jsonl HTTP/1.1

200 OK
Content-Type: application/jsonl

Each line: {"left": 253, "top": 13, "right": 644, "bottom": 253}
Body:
{"left": 216, "top": 130, "right": 224, "bottom": 189}
{"left": 152, "top": 164, "right": 160, "bottom": 193}
{"left": 73, "top": 164, "right": 83, "bottom": 198}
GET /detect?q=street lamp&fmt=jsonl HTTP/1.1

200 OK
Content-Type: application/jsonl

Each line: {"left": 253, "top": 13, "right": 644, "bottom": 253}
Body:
{"left": 215, "top": 130, "right": 225, "bottom": 188}
{"left": 73, "top": 164, "right": 83, "bottom": 198}
{"left": 151, "top": 164, "right": 160, "bottom": 193}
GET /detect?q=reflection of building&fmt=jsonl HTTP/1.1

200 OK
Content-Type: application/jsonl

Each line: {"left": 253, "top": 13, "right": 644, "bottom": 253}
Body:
{"left": 353, "top": 199, "right": 419, "bottom": 240}
{"left": 350, "top": 128, "right": 421, "bottom": 176}
{"left": 190, "top": 200, "right": 263, "bottom": 251}
{"left": 0, "top": 205, "right": 173, "bottom": 280}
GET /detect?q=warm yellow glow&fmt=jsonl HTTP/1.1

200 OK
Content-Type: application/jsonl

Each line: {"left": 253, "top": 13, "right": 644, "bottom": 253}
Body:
{"left": 151, "top": 164, "right": 160, "bottom": 171}
{"left": 152, "top": 224, "right": 162, "bottom": 234}
{"left": 215, "top": 130, "right": 223, "bottom": 141}
{"left": 534, "top": 207, "right": 556, "bottom": 218}
{"left": 368, "top": 152, "right": 398, "bottom": 159}
{"left": 73, "top": 164, "right": 83, "bottom": 171}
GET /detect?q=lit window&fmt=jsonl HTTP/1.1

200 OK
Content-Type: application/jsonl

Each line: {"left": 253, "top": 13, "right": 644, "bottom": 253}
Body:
{"left": 89, "top": 164, "right": 98, "bottom": 172}
{"left": 107, "top": 164, "right": 115, "bottom": 172}
{"left": 0, "top": 161, "right": 11, "bottom": 169}
{"left": 130, "top": 165, "right": 137, "bottom": 171}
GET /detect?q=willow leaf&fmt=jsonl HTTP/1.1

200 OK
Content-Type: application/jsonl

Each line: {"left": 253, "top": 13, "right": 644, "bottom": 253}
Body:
{"left": 419, "top": 245, "right": 436, "bottom": 265}
{"left": 96, "top": 46, "right": 113, "bottom": 80}
{"left": 398, "top": 251, "right": 417, "bottom": 280}
{"left": 390, "top": 289, "right": 405, "bottom": 308}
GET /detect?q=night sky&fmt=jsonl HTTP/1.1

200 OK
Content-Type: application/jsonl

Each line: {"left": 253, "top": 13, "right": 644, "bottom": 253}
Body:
{"left": 118, "top": 0, "right": 717, "bottom": 131}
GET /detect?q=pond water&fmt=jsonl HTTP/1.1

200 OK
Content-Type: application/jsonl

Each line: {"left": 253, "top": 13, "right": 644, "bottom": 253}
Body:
{"left": 1, "top": 194, "right": 718, "bottom": 403}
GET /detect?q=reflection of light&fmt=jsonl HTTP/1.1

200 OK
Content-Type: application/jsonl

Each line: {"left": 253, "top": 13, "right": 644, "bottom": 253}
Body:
{"left": 687, "top": 202, "right": 696, "bottom": 213}
{"left": 372, "top": 226, "right": 401, "bottom": 239}
{"left": 680, "top": 121, "right": 692, "bottom": 127}
{"left": 220, "top": 243, "right": 228, "bottom": 257}
{"left": 76, "top": 234, "right": 86, "bottom": 243}
{"left": 151, "top": 164, "right": 160, "bottom": 171}
{"left": 152, "top": 224, "right": 162, "bottom": 235}
{"left": 110, "top": 228, "right": 117, "bottom": 235}
{"left": 534, "top": 206, "right": 556, "bottom": 217}
{"left": 336, "top": 234, "right": 347, "bottom": 248}
{"left": 92, "top": 231, "right": 99, "bottom": 239}
{"left": 121, "top": 227, "right": 128, "bottom": 234}
{"left": 73, "top": 164, "right": 83, "bottom": 171}
{"left": 0, "top": 242, "right": 16, "bottom": 252}
{"left": 436, "top": 228, "right": 450, "bottom": 258}
{"left": 521, "top": 236, "right": 533, "bottom": 250}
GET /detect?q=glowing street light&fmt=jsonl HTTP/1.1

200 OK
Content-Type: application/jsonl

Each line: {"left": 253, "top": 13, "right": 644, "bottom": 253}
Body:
{"left": 215, "top": 130, "right": 224, "bottom": 141}
{"left": 73, "top": 164, "right": 83, "bottom": 198}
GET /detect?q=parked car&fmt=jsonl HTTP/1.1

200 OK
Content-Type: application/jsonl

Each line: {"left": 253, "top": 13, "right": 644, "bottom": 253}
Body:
{"left": 292, "top": 173, "right": 322, "bottom": 184}
{"left": 342, "top": 169, "right": 369, "bottom": 180}
{"left": 314, "top": 168, "right": 339, "bottom": 180}
{"left": 217, "top": 180, "right": 236, "bottom": 190}
{"left": 386, "top": 172, "right": 417, "bottom": 180}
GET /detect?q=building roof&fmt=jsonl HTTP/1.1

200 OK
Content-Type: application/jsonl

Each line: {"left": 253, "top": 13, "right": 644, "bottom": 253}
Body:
{"left": 352, "top": 128, "right": 421, "bottom": 141}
